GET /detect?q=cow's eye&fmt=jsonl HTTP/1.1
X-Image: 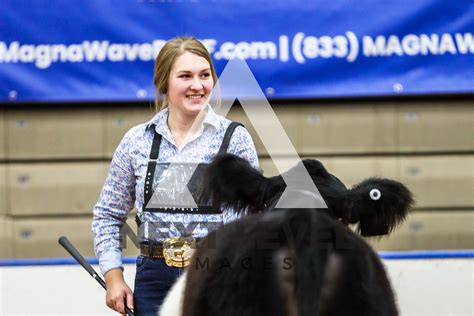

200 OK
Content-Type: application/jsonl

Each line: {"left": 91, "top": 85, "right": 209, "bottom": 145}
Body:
{"left": 369, "top": 189, "right": 381, "bottom": 201}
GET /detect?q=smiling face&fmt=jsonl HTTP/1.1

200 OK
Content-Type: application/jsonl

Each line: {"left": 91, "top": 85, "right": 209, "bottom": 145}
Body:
{"left": 167, "top": 51, "right": 214, "bottom": 118}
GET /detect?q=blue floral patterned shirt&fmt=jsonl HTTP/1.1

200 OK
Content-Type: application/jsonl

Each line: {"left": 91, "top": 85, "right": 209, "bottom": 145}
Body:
{"left": 92, "top": 105, "right": 259, "bottom": 275}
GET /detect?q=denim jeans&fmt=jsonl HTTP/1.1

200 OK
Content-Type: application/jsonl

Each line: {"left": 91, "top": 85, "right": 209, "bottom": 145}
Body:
{"left": 133, "top": 255, "right": 184, "bottom": 316}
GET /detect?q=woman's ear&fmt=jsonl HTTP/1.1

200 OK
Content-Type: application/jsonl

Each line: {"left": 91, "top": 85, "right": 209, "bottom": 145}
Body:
{"left": 201, "top": 154, "right": 276, "bottom": 214}
{"left": 347, "top": 178, "right": 414, "bottom": 236}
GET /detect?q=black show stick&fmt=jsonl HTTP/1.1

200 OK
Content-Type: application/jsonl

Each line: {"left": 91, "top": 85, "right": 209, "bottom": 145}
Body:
{"left": 58, "top": 236, "right": 134, "bottom": 316}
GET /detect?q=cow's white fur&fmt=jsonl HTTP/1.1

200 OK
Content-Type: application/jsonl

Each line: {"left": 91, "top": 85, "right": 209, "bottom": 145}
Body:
{"left": 158, "top": 271, "right": 187, "bottom": 316}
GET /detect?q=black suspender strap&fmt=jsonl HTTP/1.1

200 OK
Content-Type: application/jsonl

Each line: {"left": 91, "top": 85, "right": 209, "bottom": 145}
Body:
{"left": 144, "top": 124, "right": 162, "bottom": 207}
{"left": 217, "top": 121, "right": 243, "bottom": 155}
{"left": 149, "top": 124, "right": 162, "bottom": 160}
{"left": 144, "top": 162, "right": 156, "bottom": 208}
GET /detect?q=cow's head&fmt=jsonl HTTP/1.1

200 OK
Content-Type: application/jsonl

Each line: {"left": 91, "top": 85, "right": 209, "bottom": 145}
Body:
{"left": 201, "top": 154, "right": 413, "bottom": 237}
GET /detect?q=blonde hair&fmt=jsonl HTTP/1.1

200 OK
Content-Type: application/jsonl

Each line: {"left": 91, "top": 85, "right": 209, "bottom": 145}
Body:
{"left": 153, "top": 36, "right": 219, "bottom": 112}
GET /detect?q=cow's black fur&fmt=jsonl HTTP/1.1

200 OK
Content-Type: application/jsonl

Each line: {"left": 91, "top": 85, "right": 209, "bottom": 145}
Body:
{"left": 177, "top": 154, "right": 413, "bottom": 316}
{"left": 183, "top": 211, "right": 399, "bottom": 316}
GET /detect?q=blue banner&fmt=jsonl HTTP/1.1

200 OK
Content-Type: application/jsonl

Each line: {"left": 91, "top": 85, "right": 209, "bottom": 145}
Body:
{"left": 1, "top": 1, "right": 473, "bottom": 102}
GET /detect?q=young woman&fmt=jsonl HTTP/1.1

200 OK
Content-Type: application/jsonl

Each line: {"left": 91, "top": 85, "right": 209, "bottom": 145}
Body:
{"left": 92, "top": 36, "right": 259, "bottom": 315}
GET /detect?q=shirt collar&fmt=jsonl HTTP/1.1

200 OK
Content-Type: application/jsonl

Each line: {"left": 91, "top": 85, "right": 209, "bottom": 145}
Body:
{"left": 145, "top": 105, "right": 222, "bottom": 149}
{"left": 146, "top": 104, "right": 221, "bottom": 132}
{"left": 202, "top": 105, "right": 221, "bottom": 129}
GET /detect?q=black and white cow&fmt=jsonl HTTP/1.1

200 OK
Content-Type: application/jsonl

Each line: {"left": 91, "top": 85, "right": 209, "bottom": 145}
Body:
{"left": 159, "top": 154, "right": 413, "bottom": 316}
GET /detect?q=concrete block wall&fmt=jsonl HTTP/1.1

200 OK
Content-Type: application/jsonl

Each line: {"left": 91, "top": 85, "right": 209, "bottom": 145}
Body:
{"left": 0, "top": 100, "right": 472, "bottom": 258}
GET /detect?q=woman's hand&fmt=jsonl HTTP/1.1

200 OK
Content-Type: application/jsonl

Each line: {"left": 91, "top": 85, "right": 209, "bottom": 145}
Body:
{"left": 104, "top": 268, "right": 134, "bottom": 314}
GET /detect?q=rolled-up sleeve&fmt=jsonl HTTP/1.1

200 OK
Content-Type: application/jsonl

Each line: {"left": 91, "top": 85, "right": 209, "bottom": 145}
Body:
{"left": 92, "top": 129, "right": 136, "bottom": 275}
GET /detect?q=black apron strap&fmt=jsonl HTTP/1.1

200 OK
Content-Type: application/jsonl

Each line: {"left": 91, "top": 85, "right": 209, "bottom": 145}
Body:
{"left": 144, "top": 124, "right": 162, "bottom": 207}
{"left": 217, "top": 121, "right": 244, "bottom": 155}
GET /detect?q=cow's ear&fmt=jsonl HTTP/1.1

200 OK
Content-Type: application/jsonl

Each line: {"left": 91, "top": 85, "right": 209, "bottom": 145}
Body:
{"left": 201, "top": 154, "right": 274, "bottom": 214}
{"left": 347, "top": 178, "right": 414, "bottom": 236}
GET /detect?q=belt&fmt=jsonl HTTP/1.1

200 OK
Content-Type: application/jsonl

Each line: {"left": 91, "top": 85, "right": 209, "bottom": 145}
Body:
{"left": 140, "top": 243, "right": 165, "bottom": 259}
{"left": 139, "top": 236, "right": 199, "bottom": 268}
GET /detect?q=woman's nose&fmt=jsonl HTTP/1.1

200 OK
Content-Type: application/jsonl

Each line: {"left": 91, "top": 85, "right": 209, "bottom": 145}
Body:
{"left": 190, "top": 77, "right": 203, "bottom": 90}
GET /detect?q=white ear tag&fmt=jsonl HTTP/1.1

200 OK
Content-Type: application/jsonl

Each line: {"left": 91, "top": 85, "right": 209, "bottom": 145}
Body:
{"left": 369, "top": 188, "right": 381, "bottom": 201}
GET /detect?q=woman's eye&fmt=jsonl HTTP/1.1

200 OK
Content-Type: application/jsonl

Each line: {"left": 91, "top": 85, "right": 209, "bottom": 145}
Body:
{"left": 201, "top": 73, "right": 211, "bottom": 78}
{"left": 180, "top": 74, "right": 191, "bottom": 78}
